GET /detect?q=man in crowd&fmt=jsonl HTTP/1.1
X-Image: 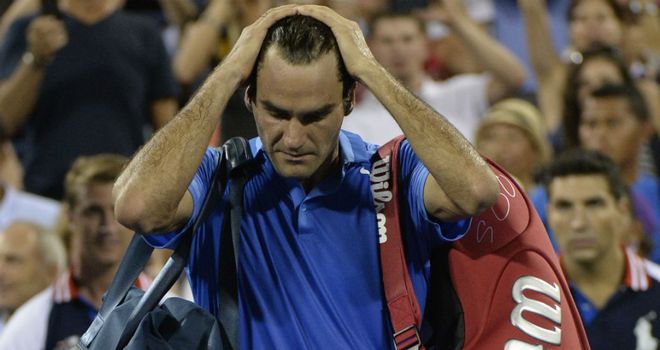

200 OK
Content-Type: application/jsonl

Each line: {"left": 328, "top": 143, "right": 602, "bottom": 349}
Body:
{"left": 113, "top": 5, "right": 499, "bottom": 349}
{"left": 0, "top": 0, "right": 178, "bottom": 199}
{"left": 0, "top": 221, "right": 65, "bottom": 333}
{"left": 545, "top": 149, "right": 660, "bottom": 349}
{"left": 342, "top": 1, "right": 525, "bottom": 145}
{"left": 0, "top": 154, "right": 147, "bottom": 349}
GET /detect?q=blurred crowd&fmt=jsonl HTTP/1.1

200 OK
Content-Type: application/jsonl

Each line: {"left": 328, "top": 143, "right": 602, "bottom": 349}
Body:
{"left": 0, "top": 0, "right": 657, "bottom": 348}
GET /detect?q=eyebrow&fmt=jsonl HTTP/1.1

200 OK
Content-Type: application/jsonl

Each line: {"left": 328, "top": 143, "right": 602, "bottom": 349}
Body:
{"left": 260, "top": 100, "right": 336, "bottom": 121}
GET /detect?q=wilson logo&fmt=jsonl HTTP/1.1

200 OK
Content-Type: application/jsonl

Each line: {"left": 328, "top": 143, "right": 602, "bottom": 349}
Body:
{"left": 509, "top": 276, "right": 562, "bottom": 346}
{"left": 371, "top": 156, "right": 392, "bottom": 244}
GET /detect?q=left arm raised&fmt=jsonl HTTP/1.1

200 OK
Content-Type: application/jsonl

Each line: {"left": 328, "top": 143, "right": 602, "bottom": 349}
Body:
{"left": 298, "top": 5, "right": 499, "bottom": 220}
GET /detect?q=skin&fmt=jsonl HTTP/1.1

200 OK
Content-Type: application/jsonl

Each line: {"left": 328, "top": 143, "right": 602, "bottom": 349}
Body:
{"left": 252, "top": 48, "right": 345, "bottom": 191}
{"left": 575, "top": 57, "right": 624, "bottom": 104}
{"left": 368, "top": 17, "right": 428, "bottom": 92}
{"left": 547, "top": 175, "right": 626, "bottom": 308}
{"left": 569, "top": 0, "right": 623, "bottom": 51}
{"left": 579, "top": 96, "right": 649, "bottom": 183}
{"left": 0, "top": 224, "right": 54, "bottom": 316}
{"left": 476, "top": 124, "right": 539, "bottom": 191}
{"left": 69, "top": 181, "right": 132, "bottom": 308}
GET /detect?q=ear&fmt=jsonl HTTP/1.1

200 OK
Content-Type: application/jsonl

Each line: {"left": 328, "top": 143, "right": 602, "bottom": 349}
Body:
{"left": 244, "top": 86, "right": 253, "bottom": 113}
{"left": 343, "top": 83, "right": 356, "bottom": 116}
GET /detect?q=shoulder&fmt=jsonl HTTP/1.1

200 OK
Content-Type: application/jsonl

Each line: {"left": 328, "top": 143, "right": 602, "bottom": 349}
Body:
{"left": 0, "top": 287, "right": 53, "bottom": 349}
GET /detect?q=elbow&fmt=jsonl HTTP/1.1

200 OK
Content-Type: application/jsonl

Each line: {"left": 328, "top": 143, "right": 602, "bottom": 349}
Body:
{"left": 464, "top": 170, "right": 500, "bottom": 216}
{"left": 113, "top": 184, "right": 164, "bottom": 234}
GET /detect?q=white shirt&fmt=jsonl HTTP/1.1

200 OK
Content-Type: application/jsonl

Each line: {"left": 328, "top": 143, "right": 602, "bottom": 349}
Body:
{"left": 0, "top": 185, "right": 60, "bottom": 231}
{"left": 342, "top": 74, "right": 490, "bottom": 146}
{"left": 0, "top": 287, "right": 52, "bottom": 350}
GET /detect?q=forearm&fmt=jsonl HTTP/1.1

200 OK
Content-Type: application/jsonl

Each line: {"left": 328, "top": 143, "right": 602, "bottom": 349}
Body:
{"left": 114, "top": 64, "right": 241, "bottom": 232}
{"left": 448, "top": 15, "right": 525, "bottom": 91}
{"left": 518, "top": 0, "right": 562, "bottom": 80}
{"left": 360, "top": 63, "right": 498, "bottom": 215}
{"left": 0, "top": 59, "right": 45, "bottom": 135}
{"left": 173, "top": 22, "right": 221, "bottom": 85}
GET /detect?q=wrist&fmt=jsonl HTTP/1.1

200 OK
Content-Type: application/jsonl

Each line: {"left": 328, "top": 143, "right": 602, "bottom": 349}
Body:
{"left": 22, "top": 51, "right": 50, "bottom": 70}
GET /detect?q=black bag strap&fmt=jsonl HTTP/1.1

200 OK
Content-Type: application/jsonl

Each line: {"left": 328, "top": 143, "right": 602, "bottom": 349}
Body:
{"left": 79, "top": 137, "right": 254, "bottom": 349}
{"left": 217, "top": 137, "right": 253, "bottom": 350}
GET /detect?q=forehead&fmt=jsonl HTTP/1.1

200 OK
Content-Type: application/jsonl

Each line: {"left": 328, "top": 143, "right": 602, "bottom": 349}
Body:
{"left": 580, "top": 58, "right": 621, "bottom": 78}
{"left": 371, "top": 16, "right": 424, "bottom": 37}
{"left": 74, "top": 181, "right": 114, "bottom": 206}
{"left": 548, "top": 175, "right": 612, "bottom": 200}
{"left": 572, "top": 0, "right": 616, "bottom": 16}
{"left": 256, "top": 47, "right": 343, "bottom": 106}
{"left": 0, "top": 227, "right": 38, "bottom": 255}
{"left": 582, "top": 96, "right": 632, "bottom": 118}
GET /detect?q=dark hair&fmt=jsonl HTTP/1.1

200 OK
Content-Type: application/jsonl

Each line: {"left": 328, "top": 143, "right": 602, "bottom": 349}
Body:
{"left": 246, "top": 15, "right": 355, "bottom": 106}
{"left": 542, "top": 149, "right": 627, "bottom": 200}
{"left": 562, "top": 47, "right": 632, "bottom": 149}
{"left": 567, "top": 0, "right": 626, "bottom": 23}
{"left": 367, "top": 11, "right": 426, "bottom": 38}
{"left": 589, "top": 83, "right": 649, "bottom": 122}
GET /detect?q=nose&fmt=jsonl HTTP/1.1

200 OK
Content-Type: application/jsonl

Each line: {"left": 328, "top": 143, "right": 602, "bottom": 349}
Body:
{"left": 570, "top": 206, "right": 588, "bottom": 233}
{"left": 282, "top": 118, "right": 306, "bottom": 152}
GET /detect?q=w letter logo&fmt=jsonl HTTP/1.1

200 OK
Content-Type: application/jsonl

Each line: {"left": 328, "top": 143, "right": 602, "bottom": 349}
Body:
{"left": 509, "top": 276, "right": 562, "bottom": 345}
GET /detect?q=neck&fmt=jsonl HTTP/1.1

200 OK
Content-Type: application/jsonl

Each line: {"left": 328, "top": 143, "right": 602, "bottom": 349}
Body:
{"left": 60, "top": 0, "right": 116, "bottom": 24}
{"left": 74, "top": 261, "right": 118, "bottom": 309}
{"left": 563, "top": 247, "right": 625, "bottom": 308}
{"left": 619, "top": 158, "right": 639, "bottom": 185}
{"left": 0, "top": 184, "right": 5, "bottom": 202}
{"left": 300, "top": 145, "right": 341, "bottom": 193}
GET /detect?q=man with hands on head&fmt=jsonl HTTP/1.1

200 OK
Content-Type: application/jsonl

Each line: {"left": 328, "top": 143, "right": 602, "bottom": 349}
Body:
{"left": 113, "top": 5, "right": 499, "bottom": 349}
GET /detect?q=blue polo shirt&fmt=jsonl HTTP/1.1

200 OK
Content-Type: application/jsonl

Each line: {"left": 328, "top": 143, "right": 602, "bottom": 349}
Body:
{"left": 145, "top": 131, "right": 470, "bottom": 349}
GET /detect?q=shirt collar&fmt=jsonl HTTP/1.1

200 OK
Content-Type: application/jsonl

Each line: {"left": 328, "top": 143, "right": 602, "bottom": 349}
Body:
{"left": 562, "top": 247, "right": 651, "bottom": 292}
{"left": 622, "top": 246, "right": 651, "bottom": 291}
{"left": 52, "top": 269, "right": 151, "bottom": 303}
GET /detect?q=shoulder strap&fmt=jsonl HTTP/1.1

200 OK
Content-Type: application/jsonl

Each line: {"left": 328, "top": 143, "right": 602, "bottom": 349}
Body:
{"left": 79, "top": 137, "right": 253, "bottom": 350}
{"left": 372, "top": 135, "right": 425, "bottom": 350}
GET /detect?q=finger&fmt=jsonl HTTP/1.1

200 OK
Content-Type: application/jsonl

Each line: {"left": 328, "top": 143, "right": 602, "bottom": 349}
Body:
{"left": 251, "top": 4, "right": 298, "bottom": 28}
{"left": 296, "top": 5, "right": 346, "bottom": 26}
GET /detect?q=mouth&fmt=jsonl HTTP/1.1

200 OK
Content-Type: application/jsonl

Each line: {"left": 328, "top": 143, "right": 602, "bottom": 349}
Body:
{"left": 568, "top": 237, "right": 596, "bottom": 250}
{"left": 279, "top": 151, "right": 313, "bottom": 163}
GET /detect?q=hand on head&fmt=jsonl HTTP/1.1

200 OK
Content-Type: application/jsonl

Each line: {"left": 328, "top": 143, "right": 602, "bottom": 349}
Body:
{"left": 225, "top": 4, "right": 376, "bottom": 84}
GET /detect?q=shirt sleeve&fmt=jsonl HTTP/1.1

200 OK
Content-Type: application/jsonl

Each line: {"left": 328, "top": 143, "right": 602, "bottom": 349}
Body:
{"left": 398, "top": 140, "right": 471, "bottom": 244}
{"left": 142, "top": 147, "right": 223, "bottom": 249}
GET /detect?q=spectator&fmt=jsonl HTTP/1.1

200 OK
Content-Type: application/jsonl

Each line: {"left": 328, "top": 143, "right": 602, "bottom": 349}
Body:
{"left": 475, "top": 98, "right": 551, "bottom": 193}
{"left": 0, "top": 0, "right": 178, "bottom": 200}
{"left": 0, "top": 140, "right": 60, "bottom": 231}
{"left": 0, "top": 221, "right": 65, "bottom": 333}
{"left": 519, "top": 0, "right": 659, "bottom": 138}
{"left": 533, "top": 83, "right": 660, "bottom": 261}
{"left": 342, "top": 3, "right": 525, "bottom": 145}
{"left": 0, "top": 154, "right": 148, "bottom": 349}
{"left": 545, "top": 149, "right": 660, "bottom": 349}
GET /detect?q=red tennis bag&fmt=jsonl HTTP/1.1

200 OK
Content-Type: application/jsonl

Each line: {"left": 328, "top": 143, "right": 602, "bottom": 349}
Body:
{"left": 373, "top": 136, "right": 590, "bottom": 350}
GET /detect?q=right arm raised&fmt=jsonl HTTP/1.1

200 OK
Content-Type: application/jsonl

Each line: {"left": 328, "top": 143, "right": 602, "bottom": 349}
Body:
{"left": 518, "top": 0, "right": 565, "bottom": 133}
{"left": 114, "top": 5, "right": 299, "bottom": 234}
